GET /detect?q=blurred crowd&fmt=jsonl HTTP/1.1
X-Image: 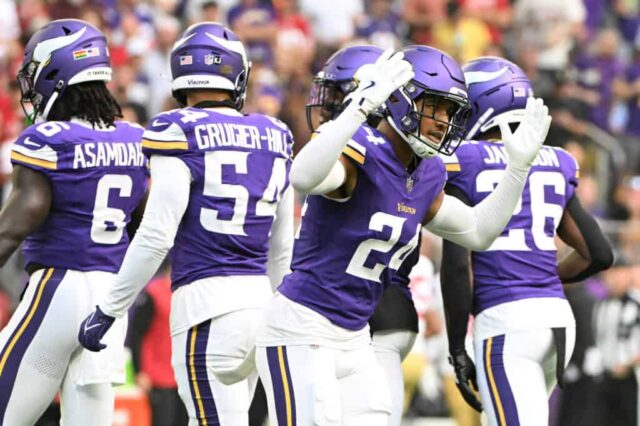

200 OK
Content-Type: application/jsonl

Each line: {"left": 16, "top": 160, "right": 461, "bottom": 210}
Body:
{"left": 4, "top": 0, "right": 640, "bottom": 424}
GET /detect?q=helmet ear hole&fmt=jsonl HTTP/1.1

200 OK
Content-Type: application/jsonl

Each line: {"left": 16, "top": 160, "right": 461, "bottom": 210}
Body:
{"left": 45, "top": 70, "right": 58, "bottom": 81}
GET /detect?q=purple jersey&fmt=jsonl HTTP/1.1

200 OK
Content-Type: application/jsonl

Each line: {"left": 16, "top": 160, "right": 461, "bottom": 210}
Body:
{"left": 279, "top": 125, "right": 446, "bottom": 331}
{"left": 142, "top": 108, "right": 292, "bottom": 289}
{"left": 443, "top": 140, "right": 579, "bottom": 314}
{"left": 10, "top": 120, "right": 148, "bottom": 273}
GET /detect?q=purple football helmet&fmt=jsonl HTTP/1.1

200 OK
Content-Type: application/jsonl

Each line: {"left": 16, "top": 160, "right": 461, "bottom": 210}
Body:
{"left": 17, "top": 19, "right": 112, "bottom": 122}
{"left": 306, "top": 45, "right": 384, "bottom": 131}
{"left": 171, "top": 22, "right": 250, "bottom": 109}
{"left": 462, "top": 56, "right": 533, "bottom": 140}
{"left": 385, "top": 45, "right": 470, "bottom": 158}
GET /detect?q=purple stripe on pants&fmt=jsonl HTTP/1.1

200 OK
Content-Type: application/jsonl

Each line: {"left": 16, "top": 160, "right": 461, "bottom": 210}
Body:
{"left": 484, "top": 334, "right": 520, "bottom": 426}
{"left": 186, "top": 320, "right": 219, "bottom": 426}
{"left": 266, "top": 346, "right": 296, "bottom": 426}
{"left": 0, "top": 268, "right": 66, "bottom": 422}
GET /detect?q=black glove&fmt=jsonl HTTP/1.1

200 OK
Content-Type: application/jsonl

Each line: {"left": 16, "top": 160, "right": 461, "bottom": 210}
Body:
{"left": 449, "top": 351, "right": 483, "bottom": 412}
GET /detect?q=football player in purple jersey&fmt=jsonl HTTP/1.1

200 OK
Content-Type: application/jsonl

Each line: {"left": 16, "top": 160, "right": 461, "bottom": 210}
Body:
{"left": 78, "top": 23, "right": 294, "bottom": 425}
{"left": 440, "top": 57, "right": 614, "bottom": 425}
{"left": 0, "top": 19, "right": 148, "bottom": 426}
{"left": 254, "top": 44, "right": 551, "bottom": 425}
{"left": 306, "top": 44, "right": 426, "bottom": 426}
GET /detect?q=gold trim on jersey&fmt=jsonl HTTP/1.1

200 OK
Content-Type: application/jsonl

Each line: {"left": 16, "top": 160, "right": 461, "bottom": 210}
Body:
{"left": 10, "top": 152, "right": 57, "bottom": 170}
{"left": 189, "top": 325, "right": 208, "bottom": 425}
{"left": 342, "top": 146, "right": 365, "bottom": 165}
{"left": 142, "top": 139, "right": 188, "bottom": 150}
{"left": 485, "top": 337, "right": 506, "bottom": 426}
{"left": 445, "top": 163, "right": 461, "bottom": 172}
{"left": 0, "top": 268, "right": 54, "bottom": 376}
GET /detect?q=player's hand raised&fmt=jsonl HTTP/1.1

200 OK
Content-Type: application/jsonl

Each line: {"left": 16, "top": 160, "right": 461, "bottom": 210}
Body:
{"left": 449, "top": 351, "right": 483, "bottom": 412}
{"left": 78, "top": 305, "right": 115, "bottom": 352}
{"left": 499, "top": 97, "right": 551, "bottom": 171}
{"left": 345, "top": 49, "right": 414, "bottom": 119}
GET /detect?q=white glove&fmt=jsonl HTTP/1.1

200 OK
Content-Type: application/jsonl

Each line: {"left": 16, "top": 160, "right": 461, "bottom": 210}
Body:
{"left": 499, "top": 97, "right": 552, "bottom": 171}
{"left": 345, "top": 49, "right": 414, "bottom": 120}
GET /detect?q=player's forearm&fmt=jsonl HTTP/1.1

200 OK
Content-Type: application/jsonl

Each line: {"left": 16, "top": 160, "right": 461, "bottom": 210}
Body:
{"left": 427, "top": 165, "right": 528, "bottom": 251}
{"left": 290, "top": 106, "right": 364, "bottom": 194}
{"left": 101, "top": 226, "right": 172, "bottom": 317}
{"left": 440, "top": 240, "right": 473, "bottom": 354}
{"left": 266, "top": 187, "right": 294, "bottom": 290}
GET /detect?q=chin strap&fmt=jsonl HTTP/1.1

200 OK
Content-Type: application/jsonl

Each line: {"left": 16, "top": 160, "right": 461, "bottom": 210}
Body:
{"left": 40, "top": 80, "right": 65, "bottom": 121}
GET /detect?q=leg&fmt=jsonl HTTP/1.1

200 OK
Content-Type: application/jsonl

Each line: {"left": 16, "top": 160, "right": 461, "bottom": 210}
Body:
{"left": 339, "top": 345, "right": 391, "bottom": 426}
{"left": 474, "top": 330, "right": 553, "bottom": 426}
{"left": 256, "top": 344, "right": 341, "bottom": 426}
{"left": 173, "top": 321, "right": 222, "bottom": 426}
{"left": 0, "top": 269, "right": 71, "bottom": 426}
{"left": 59, "top": 377, "right": 114, "bottom": 426}
{"left": 372, "top": 330, "right": 416, "bottom": 426}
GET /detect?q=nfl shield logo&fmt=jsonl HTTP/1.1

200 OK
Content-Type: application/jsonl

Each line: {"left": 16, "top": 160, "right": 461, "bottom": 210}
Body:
{"left": 204, "top": 54, "right": 221, "bottom": 65}
{"left": 406, "top": 176, "right": 414, "bottom": 192}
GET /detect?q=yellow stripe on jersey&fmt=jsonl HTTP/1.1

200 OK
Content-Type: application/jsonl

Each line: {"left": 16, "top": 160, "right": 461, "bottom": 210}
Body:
{"left": 0, "top": 268, "right": 54, "bottom": 376}
{"left": 142, "top": 139, "right": 188, "bottom": 150}
{"left": 189, "top": 326, "right": 207, "bottom": 426}
{"left": 445, "top": 164, "right": 461, "bottom": 172}
{"left": 343, "top": 146, "right": 365, "bottom": 165}
{"left": 10, "top": 152, "right": 57, "bottom": 170}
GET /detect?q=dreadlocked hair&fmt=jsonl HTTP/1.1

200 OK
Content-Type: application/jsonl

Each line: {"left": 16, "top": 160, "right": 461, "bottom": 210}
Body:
{"left": 48, "top": 82, "right": 122, "bottom": 127}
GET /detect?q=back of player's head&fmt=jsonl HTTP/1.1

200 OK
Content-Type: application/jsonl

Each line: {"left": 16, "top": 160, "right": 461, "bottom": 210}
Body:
{"left": 17, "top": 19, "right": 113, "bottom": 122}
{"left": 170, "top": 22, "right": 250, "bottom": 109}
{"left": 384, "top": 45, "right": 470, "bottom": 158}
{"left": 306, "top": 45, "right": 384, "bottom": 131}
{"left": 462, "top": 56, "right": 533, "bottom": 140}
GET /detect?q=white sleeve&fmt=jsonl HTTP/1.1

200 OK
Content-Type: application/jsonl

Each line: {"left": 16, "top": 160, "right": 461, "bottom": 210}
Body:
{"left": 425, "top": 165, "right": 528, "bottom": 251}
{"left": 266, "top": 186, "right": 294, "bottom": 291}
{"left": 289, "top": 106, "right": 364, "bottom": 194}
{"left": 100, "top": 155, "right": 191, "bottom": 318}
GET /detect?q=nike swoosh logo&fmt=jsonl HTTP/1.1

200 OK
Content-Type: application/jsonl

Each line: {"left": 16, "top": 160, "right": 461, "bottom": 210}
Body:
{"left": 464, "top": 67, "right": 509, "bottom": 85}
{"left": 84, "top": 322, "right": 102, "bottom": 332}
{"left": 23, "top": 137, "right": 40, "bottom": 147}
{"left": 361, "top": 81, "right": 375, "bottom": 91}
{"left": 152, "top": 119, "right": 168, "bottom": 127}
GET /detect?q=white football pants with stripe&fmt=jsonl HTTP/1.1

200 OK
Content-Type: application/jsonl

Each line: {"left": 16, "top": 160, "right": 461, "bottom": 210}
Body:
{"left": 0, "top": 269, "right": 127, "bottom": 426}
{"left": 474, "top": 327, "right": 576, "bottom": 426}
{"left": 172, "top": 309, "right": 263, "bottom": 426}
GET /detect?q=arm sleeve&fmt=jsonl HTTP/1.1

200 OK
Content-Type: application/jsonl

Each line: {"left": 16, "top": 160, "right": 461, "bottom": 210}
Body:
{"left": 100, "top": 155, "right": 191, "bottom": 318}
{"left": 440, "top": 185, "right": 474, "bottom": 355}
{"left": 267, "top": 186, "right": 294, "bottom": 291}
{"left": 560, "top": 196, "right": 614, "bottom": 283}
{"left": 289, "top": 106, "right": 364, "bottom": 194}
{"left": 426, "top": 165, "right": 528, "bottom": 251}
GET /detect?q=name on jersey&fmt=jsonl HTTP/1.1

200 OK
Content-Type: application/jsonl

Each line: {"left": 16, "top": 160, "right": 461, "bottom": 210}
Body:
{"left": 73, "top": 142, "right": 145, "bottom": 169}
{"left": 194, "top": 123, "right": 288, "bottom": 156}
{"left": 482, "top": 145, "right": 559, "bottom": 167}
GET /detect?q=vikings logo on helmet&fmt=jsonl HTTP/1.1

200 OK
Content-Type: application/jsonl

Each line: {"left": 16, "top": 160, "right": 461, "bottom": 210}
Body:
{"left": 17, "top": 19, "right": 112, "bottom": 123}
{"left": 462, "top": 56, "right": 533, "bottom": 140}
{"left": 170, "top": 22, "right": 250, "bottom": 109}
{"left": 384, "top": 45, "right": 471, "bottom": 159}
